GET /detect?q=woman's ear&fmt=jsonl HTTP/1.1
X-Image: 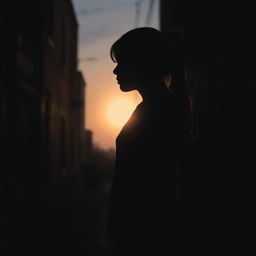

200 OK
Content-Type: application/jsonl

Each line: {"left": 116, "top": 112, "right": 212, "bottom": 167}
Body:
{"left": 163, "top": 74, "right": 172, "bottom": 89}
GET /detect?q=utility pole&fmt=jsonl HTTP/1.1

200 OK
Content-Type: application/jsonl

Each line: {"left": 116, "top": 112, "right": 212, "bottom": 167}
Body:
{"left": 135, "top": 0, "right": 141, "bottom": 28}
{"left": 145, "top": 0, "right": 154, "bottom": 26}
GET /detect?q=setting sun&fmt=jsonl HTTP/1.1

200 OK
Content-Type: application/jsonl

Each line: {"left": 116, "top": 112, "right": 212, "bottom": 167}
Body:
{"left": 106, "top": 98, "right": 137, "bottom": 128}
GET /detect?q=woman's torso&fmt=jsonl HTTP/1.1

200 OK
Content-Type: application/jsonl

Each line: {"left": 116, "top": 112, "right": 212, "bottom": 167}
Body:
{"left": 108, "top": 91, "right": 184, "bottom": 251}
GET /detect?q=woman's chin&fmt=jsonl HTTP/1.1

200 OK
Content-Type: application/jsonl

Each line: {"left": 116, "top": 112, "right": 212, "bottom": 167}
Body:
{"left": 119, "top": 83, "right": 136, "bottom": 92}
{"left": 120, "top": 87, "right": 133, "bottom": 92}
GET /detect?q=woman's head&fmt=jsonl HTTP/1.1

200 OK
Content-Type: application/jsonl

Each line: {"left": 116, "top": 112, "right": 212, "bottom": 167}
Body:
{"left": 111, "top": 27, "right": 184, "bottom": 92}
{"left": 111, "top": 27, "right": 192, "bottom": 136}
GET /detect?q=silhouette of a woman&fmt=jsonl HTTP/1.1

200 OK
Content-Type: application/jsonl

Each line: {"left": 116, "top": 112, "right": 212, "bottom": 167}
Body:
{"left": 107, "top": 27, "right": 191, "bottom": 254}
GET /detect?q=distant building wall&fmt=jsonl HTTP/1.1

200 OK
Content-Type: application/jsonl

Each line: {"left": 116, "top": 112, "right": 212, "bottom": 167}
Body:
{"left": 71, "top": 71, "right": 86, "bottom": 183}
{"left": 84, "top": 129, "right": 93, "bottom": 165}
{"left": 43, "top": 0, "right": 79, "bottom": 180}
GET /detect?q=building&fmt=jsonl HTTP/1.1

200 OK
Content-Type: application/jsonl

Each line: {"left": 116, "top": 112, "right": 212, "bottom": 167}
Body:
{"left": 2, "top": 0, "right": 87, "bottom": 249}
{"left": 84, "top": 129, "right": 93, "bottom": 165}
{"left": 72, "top": 71, "right": 86, "bottom": 185}
{"left": 43, "top": 0, "right": 79, "bottom": 180}
{"left": 160, "top": 0, "right": 248, "bottom": 251}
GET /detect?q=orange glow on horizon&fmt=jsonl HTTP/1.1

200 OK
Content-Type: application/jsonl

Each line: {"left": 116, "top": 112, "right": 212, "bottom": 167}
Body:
{"left": 106, "top": 98, "right": 137, "bottom": 129}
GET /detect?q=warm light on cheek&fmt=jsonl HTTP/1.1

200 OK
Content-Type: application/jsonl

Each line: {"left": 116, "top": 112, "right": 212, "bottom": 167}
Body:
{"left": 106, "top": 98, "right": 136, "bottom": 128}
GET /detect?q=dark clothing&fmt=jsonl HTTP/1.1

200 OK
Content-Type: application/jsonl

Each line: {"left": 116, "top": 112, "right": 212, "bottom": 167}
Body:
{"left": 108, "top": 90, "right": 184, "bottom": 252}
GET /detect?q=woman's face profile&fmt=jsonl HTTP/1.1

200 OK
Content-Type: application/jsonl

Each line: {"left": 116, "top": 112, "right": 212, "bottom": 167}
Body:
{"left": 113, "top": 60, "right": 147, "bottom": 92}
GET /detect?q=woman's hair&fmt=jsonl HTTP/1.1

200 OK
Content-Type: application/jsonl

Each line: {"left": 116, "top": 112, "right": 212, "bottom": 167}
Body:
{"left": 110, "top": 27, "right": 192, "bottom": 136}
{"left": 111, "top": 27, "right": 177, "bottom": 77}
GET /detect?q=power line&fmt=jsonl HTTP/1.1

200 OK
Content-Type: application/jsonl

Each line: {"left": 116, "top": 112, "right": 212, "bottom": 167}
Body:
{"left": 78, "top": 57, "right": 98, "bottom": 63}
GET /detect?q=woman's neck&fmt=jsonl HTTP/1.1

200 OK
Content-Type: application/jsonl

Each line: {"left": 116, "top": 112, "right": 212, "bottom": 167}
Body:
{"left": 138, "top": 82, "right": 170, "bottom": 104}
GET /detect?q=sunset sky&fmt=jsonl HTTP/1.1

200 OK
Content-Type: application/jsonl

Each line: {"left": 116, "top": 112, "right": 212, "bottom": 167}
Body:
{"left": 72, "top": 0, "right": 159, "bottom": 150}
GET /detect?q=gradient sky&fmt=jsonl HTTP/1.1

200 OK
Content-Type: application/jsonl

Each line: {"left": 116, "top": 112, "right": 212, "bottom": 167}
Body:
{"left": 72, "top": 0, "right": 159, "bottom": 150}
